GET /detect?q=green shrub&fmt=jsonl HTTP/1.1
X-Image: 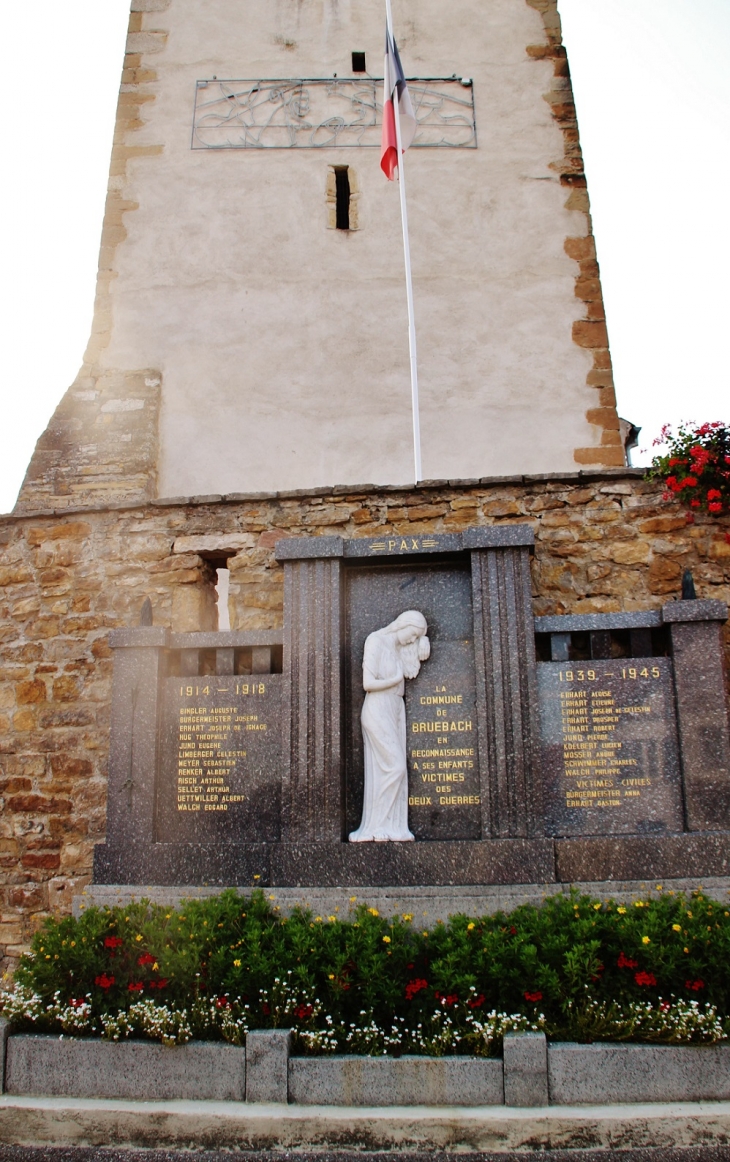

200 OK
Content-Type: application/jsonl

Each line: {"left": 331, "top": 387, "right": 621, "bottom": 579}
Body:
{"left": 2, "top": 888, "right": 728, "bottom": 1051}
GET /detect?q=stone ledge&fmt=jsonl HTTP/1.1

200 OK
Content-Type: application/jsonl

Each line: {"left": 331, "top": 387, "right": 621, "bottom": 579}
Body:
{"left": 4, "top": 469, "right": 648, "bottom": 523}
{"left": 3, "top": 1094, "right": 730, "bottom": 1152}
{"left": 74, "top": 877, "right": 730, "bottom": 922}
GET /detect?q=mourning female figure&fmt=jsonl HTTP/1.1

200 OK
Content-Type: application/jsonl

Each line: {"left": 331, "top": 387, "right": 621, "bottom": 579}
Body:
{"left": 349, "top": 610, "right": 430, "bottom": 842}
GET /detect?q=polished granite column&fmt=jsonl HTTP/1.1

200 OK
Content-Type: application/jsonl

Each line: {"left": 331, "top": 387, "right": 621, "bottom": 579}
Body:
{"left": 663, "top": 599, "right": 730, "bottom": 831}
{"left": 94, "top": 626, "right": 169, "bottom": 880}
{"left": 466, "top": 527, "right": 543, "bottom": 839}
{"left": 277, "top": 537, "right": 345, "bottom": 842}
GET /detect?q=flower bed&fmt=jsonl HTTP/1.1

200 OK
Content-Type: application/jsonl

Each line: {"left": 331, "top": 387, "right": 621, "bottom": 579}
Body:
{"left": 647, "top": 420, "right": 730, "bottom": 521}
{"left": 1, "top": 888, "right": 728, "bottom": 1052}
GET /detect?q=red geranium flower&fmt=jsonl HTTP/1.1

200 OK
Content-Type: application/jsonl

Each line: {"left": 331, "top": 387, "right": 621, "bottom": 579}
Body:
{"left": 104, "top": 936, "right": 123, "bottom": 949}
{"left": 68, "top": 998, "right": 86, "bottom": 1009}
{"left": 294, "top": 1003, "right": 313, "bottom": 1019}
{"left": 524, "top": 991, "right": 543, "bottom": 1002}
{"left": 216, "top": 996, "right": 229, "bottom": 1008}
{"left": 137, "top": 952, "right": 155, "bottom": 966}
{"left": 405, "top": 978, "right": 428, "bottom": 1000}
{"left": 686, "top": 979, "right": 705, "bottom": 991}
{"left": 709, "top": 502, "right": 722, "bottom": 513}
{"left": 510, "top": 926, "right": 517, "bottom": 935}
{"left": 128, "top": 981, "right": 144, "bottom": 992}
{"left": 617, "top": 952, "right": 638, "bottom": 969}
{"left": 635, "top": 971, "right": 657, "bottom": 987}
{"left": 707, "top": 489, "right": 722, "bottom": 500}
{"left": 95, "top": 973, "right": 115, "bottom": 989}
{"left": 690, "top": 499, "right": 701, "bottom": 507}
{"left": 468, "top": 993, "right": 485, "bottom": 1009}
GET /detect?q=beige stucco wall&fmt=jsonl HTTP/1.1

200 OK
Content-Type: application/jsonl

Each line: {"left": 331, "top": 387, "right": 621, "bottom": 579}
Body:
{"left": 18, "top": 0, "right": 621, "bottom": 510}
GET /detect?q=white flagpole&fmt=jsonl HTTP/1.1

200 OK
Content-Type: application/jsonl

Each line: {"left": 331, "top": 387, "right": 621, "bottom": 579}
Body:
{"left": 386, "top": 0, "right": 422, "bottom": 484}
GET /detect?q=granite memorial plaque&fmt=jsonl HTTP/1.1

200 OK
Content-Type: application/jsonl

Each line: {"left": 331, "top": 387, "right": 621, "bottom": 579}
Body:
{"left": 345, "top": 559, "right": 481, "bottom": 841}
{"left": 156, "top": 674, "right": 282, "bottom": 842}
{"left": 539, "top": 658, "right": 683, "bottom": 836}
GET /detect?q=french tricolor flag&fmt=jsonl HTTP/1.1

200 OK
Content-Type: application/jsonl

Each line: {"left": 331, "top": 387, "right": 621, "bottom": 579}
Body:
{"left": 380, "top": 27, "right": 417, "bottom": 180}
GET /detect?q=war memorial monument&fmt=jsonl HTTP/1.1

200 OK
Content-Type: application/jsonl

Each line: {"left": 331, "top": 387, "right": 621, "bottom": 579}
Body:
{"left": 1, "top": 0, "right": 730, "bottom": 1148}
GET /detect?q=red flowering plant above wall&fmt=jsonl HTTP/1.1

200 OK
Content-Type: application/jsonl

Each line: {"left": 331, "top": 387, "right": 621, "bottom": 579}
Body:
{"left": 647, "top": 422, "right": 730, "bottom": 522}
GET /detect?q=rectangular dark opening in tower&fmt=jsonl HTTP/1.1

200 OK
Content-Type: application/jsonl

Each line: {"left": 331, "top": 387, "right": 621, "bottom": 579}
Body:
{"left": 352, "top": 51, "right": 366, "bottom": 72}
{"left": 335, "top": 167, "right": 351, "bottom": 230}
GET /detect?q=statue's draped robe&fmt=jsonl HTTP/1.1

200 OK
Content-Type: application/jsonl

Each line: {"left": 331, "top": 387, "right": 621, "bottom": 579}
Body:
{"left": 350, "top": 631, "right": 414, "bottom": 842}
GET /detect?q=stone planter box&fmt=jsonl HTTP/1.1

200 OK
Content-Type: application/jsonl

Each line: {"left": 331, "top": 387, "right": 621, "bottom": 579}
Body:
{"left": 3, "top": 1025, "right": 730, "bottom": 1106}
{"left": 4, "top": 1034, "right": 245, "bottom": 1102}
{"left": 548, "top": 1042, "right": 730, "bottom": 1105}
{"left": 288, "top": 1054, "right": 503, "bottom": 1106}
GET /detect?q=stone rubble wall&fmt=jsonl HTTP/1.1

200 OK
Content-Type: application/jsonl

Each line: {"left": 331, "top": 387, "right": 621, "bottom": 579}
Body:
{"left": 0, "top": 470, "right": 729, "bottom": 970}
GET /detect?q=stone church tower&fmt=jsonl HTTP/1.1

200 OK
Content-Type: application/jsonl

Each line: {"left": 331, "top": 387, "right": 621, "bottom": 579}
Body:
{"left": 15, "top": 0, "right": 621, "bottom": 513}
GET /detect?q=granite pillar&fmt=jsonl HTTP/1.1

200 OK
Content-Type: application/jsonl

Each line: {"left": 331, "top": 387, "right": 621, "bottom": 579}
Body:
{"left": 278, "top": 538, "right": 344, "bottom": 842}
{"left": 97, "top": 627, "right": 169, "bottom": 872}
{"left": 466, "top": 528, "right": 542, "bottom": 838}
{"left": 663, "top": 599, "right": 730, "bottom": 831}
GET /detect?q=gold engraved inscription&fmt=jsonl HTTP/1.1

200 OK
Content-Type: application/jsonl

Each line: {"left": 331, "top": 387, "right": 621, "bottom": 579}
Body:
{"left": 175, "top": 683, "right": 269, "bottom": 812}
{"left": 556, "top": 670, "right": 660, "bottom": 810}
{"left": 408, "top": 682, "right": 480, "bottom": 808}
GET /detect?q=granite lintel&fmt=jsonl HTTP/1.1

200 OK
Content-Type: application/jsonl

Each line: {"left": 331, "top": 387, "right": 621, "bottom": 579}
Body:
{"left": 189, "top": 494, "right": 224, "bottom": 505}
{"left": 662, "top": 599, "right": 728, "bottom": 624}
{"left": 275, "top": 535, "right": 344, "bottom": 561}
{"left": 151, "top": 496, "right": 192, "bottom": 507}
{"left": 169, "top": 630, "right": 283, "bottom": 649}
{"left": 343, "top": 532, "right": 463, "bottom": 557}
{"left": 109, "top": 627, "right": 170, "bottom": 648}
{"left": 463, "top": 525, "right": 535, "bottom": 549}
{"left": 535, "top": 611, "right": 662, "bottom": 634}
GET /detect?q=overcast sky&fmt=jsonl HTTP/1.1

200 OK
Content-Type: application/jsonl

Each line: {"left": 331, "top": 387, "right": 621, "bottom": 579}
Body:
{"left": 0, "top": 0, "right": 728, "bottom": 514}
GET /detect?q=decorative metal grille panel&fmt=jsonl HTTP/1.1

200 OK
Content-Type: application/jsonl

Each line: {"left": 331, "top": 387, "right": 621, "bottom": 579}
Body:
{"left": 192, "top": 78, "right": 476, "bottom": 150}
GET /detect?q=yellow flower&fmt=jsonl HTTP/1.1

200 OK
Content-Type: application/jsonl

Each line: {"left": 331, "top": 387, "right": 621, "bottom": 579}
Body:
{"left": 617, "top": 907, "right": 627, "bottom": 914}
{"left": 328, "top": 973, "right": 335, "bottom": 979}
{"left": 153, "top": 962, "right": 159, "bottom": 971}
{"left": 467, "top": 922, "right": 475, "bottom": 930}
{"left": 368, "top": 907, "right": 379, "bottom": 917}
{"left": 656, "top": 885, "right": 663, "bottom": 891}
{"left": 403, "top": 914, "right": 413, "bottom": 922}
{"left": 328, "top": 916, "right": 336, "bottom": 922}
{"left": 349, "top": 896, "right": 357, "bottom": 903}
{"left": 135, "top": 934, "right": 143, "bottom": 942}
{"left": 684, "top": 947, "right": 690, "bottom": 953}
{"left": 687, "top": 911, "right": 693, "bottom": 918}
{"left": 165, "top": 914, "right": 172, "bottom": 920}
{"left": 422, "top": 931, "right": 428, "bottom": 937}
{"left": 672, "top": 924, "right": 681, "bottom": 932}
{"left": 314, "top": 916, "right": 323, "bottom": 923}
{"left": 382, "top": 935, "right": 391, "bottom": 943}
{"left": 269, "top": 895, "right": 275, "bottom": 900}
{"left": 253, "top": 874, "right": 260, "bottom": 880}
{"left": 45, "top": 955, "right": 51, "bottom": 960}
{"left": 70, "top": 941, "right": 76, "bottom": 947}
{"left": 233, "top": 959, "right": 241, "bottom": 967}
{"left": 593, "top": 903, "right": 601, "bottom": 911}
{"left": 642, "top": 936, "right": 650, "bottom": 944}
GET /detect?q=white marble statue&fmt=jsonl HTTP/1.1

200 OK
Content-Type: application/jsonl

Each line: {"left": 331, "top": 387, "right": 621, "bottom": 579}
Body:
{"left": 349, "top": 610, "right": 430, "bottom": 843}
